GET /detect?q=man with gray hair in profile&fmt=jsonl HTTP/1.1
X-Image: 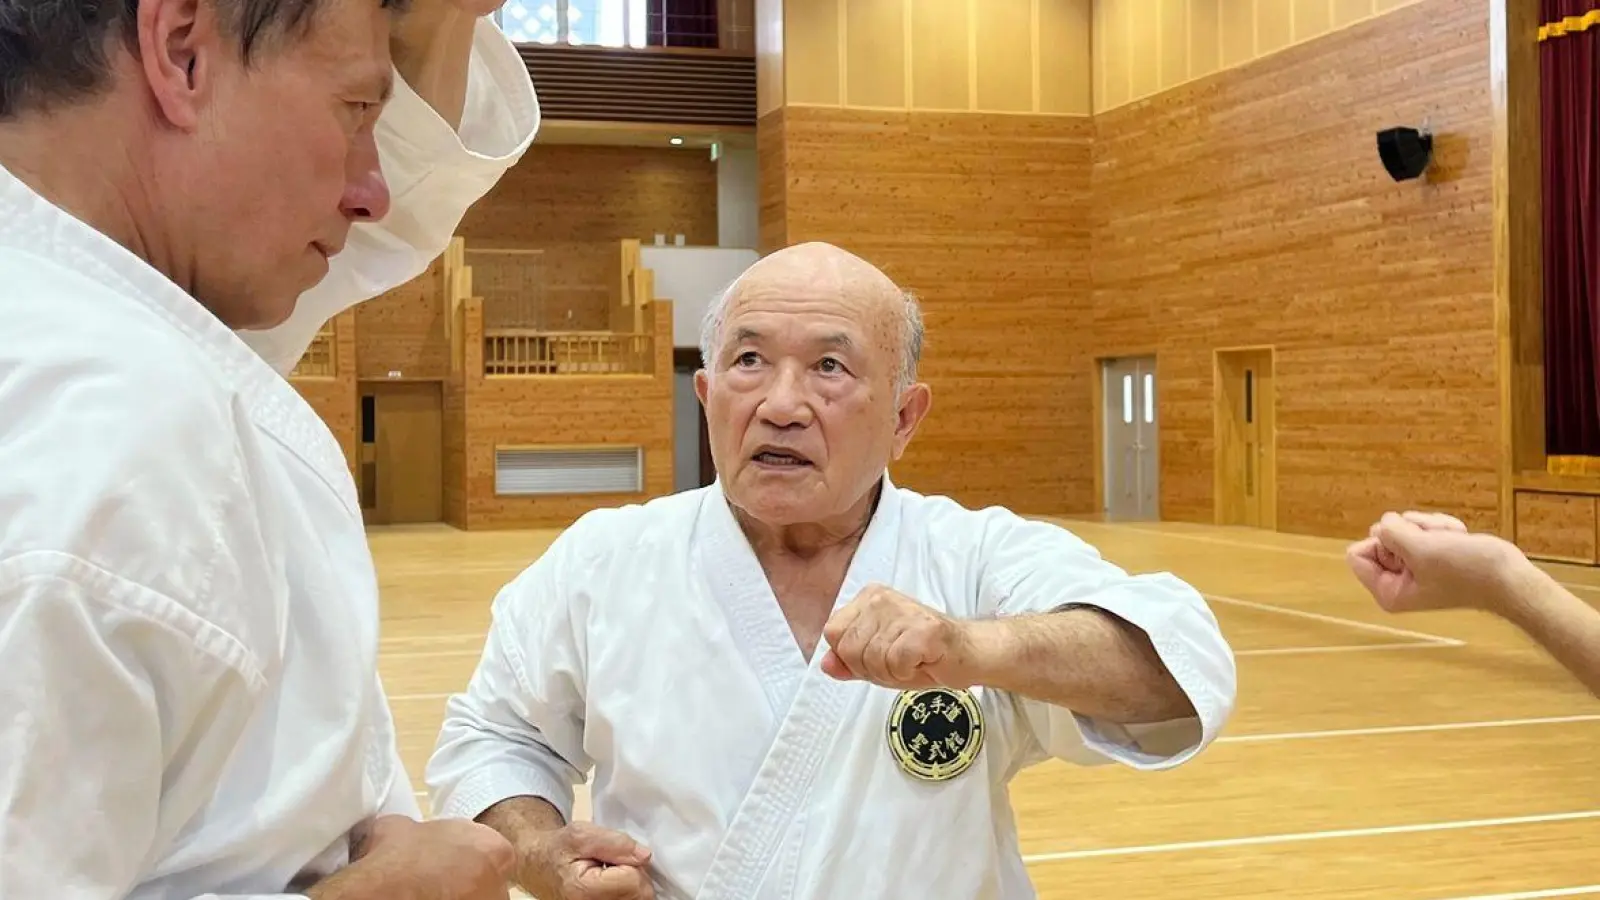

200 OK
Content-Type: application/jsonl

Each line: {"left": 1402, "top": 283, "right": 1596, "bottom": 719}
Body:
{"left": 0, "top": 0, "right": 539, "bottom": 897}
{"left": 426, "top": 241, "right": 1237, "bottom": 900}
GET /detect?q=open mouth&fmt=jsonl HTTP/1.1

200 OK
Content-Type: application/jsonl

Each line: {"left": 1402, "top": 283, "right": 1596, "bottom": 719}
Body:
{"left": 751, "top": 446, "right": 813, "bottom": 469}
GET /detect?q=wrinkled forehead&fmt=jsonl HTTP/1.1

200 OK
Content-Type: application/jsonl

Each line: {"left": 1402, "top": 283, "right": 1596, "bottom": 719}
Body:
{"left": 721, "top": 247, "right": 904, "bottom": 349}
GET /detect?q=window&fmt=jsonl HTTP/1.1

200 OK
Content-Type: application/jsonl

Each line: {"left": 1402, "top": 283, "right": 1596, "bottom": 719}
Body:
{"left": 496, "top": 0, "right": 649, "bottom": 47}
{"left": 1143, "top": 373, "right": 1154, "bottom": 424}
{"left": 1122, "top": 375, "right": 1133, "bottom": 424}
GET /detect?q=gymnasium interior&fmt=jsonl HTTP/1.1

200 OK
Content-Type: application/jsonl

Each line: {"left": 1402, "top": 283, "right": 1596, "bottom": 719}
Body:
{"left": 292, "top": 0, "right": 1600, "bottom": 896}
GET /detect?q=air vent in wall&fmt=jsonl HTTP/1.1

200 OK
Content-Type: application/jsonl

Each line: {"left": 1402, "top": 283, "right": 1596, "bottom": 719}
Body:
{"left": 495, "top": 446, "right": 643, "bottom": 496}
{"left": 519, "top": 45, "right": 756, "bottom": 127}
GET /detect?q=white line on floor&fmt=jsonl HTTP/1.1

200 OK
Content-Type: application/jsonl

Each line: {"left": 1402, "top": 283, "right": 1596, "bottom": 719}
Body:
{"left": 1432, "top": 887, "right": 1600, "bottom": 900}
{"left": 389, "top": 692, "right": 454, "bottom": 702}
{"left": 1089, "top": 521, "right": 1600, "bottom": 600}
{"left": 380, "top": 649, "right": 483, "bottom": 660}
{"left": 1019, "top": 809, "right": 1600, "bottom": 863}
{"left": 1217, "top": 713, "right": 1600, "bottom": 744}
{"left": 1235, "top": 640, "right": 1450, "bottom": 657}
{"left": 1205, "top": 593, "right": 1464, "bottom": 645}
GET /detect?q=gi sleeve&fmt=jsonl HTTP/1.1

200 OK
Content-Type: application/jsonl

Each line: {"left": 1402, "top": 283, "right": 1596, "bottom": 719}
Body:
{"left": 979, "top": 513, "right": 1237, "bottom": 771}
{"left": 425, "top": 538, "right": 591, "bottom": 825}
{"left": 237, "top": 16, "right": 540, "bottom": 376}
{"left": 0, "top": 556, "right": 306, "bottom": 900}
{"left": 372, "top": 677, "right": 423, "bottom": 820}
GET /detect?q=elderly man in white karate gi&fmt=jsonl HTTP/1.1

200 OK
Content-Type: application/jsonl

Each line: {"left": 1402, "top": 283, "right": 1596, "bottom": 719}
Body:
{"left": 425, "top": 242, "right": 1239, "bottom": 900}
{"left": 0, "top": 0, "right": 539, "bottom": 897}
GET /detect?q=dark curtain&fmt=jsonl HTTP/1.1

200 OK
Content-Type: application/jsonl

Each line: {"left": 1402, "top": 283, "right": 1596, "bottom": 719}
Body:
{"left": 647, "top": 0, "right": 719, "bottom": 48}
{"left": 1543, "top": 1, "right": 1600, "bottom": 454}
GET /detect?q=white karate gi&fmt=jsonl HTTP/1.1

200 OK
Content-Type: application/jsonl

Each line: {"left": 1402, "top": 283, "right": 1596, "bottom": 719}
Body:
{"left": 426, "top": 478, "right": 1237, "bottom": 900}
{"left": 0, "top": 19, "right": 536, "bottom": 899}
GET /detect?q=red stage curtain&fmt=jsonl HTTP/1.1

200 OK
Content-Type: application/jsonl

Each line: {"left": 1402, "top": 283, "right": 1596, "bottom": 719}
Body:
{"left": 647, "top": 0, "right": 718, "bottom": 48}
{"left": 1543, "top": 1, "right": 1600, "bottom": 455}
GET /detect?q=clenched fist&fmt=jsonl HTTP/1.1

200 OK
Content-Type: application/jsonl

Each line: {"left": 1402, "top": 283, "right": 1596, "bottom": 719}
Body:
{"left": 820, "top": 584, "right": 987, "bottom": 689}
{"left": 1346, "top": 510, "right": 1533, "bottom": 614}
{"left": 308, "top": 814, "right": 516, "bottom": 900}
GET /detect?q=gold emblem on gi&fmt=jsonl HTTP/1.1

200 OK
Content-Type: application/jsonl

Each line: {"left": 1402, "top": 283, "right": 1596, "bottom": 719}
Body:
{"left": 886, "top": 687, "right": 984, "bottom": 782}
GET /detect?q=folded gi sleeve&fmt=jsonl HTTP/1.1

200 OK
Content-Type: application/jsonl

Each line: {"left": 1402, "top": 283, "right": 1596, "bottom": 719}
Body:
{"left": 0, "top": 554, "right": 295, "bottom": 900}
{"left": 978, "top": 513, "right": 1237, "bottom": 771}
{"left": 239, "top": 17, "right": 540, "bottom": 376}
{"left": 424, "top": 539, "right": 591, "bottom": 826}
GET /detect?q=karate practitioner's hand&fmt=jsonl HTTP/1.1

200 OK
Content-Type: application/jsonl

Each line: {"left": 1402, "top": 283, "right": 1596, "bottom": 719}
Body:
{"left": 1346, "top": 510, "right": 1533, "bottom": 613}
{"left": 518, "top": 822, "right": 656, "bottom": 900}
{"left": 820, "top": 584, "right": 984, "bottom": 689}
{"left": 308, "top": 814, "right": 516, "bottom": 900}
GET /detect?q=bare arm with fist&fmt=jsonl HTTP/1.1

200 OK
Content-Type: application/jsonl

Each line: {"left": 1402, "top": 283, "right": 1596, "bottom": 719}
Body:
{"left": 303, "top": 815, "right": 516, "bottom": 900}
{"left": 820, "top": 584, "right": 1195, "bottom": 724}
{"left": 1349, "top": 511, "right": 1600, "bottom": 697}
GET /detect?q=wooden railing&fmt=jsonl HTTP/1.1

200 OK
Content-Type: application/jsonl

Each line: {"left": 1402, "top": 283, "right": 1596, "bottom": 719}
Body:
{"left": 483, "top": 330, "right": 654, "bottom": 376}
{"left": 291, "top": 323, "right": 337, "bottom": 377}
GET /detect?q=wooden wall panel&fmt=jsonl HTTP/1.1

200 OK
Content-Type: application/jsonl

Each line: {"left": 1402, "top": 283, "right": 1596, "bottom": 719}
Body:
{"left": 1097, "top": 0, "right": 1427, "bottom": 113}
{"left": 456, "top": 301, "right": 676, "bottom": 530}
{"left": 757, "top": 108, "right": 787, "bottom": 255}
{"left": 774, "top": 107, "right": 1093, "bottom": 514}
{"left": 782, "top": 0, "right": 1092, "bottom": 116}
{"left": 291, "top": 311, "right": 358, "bottom": 474}
{"left": 1514, "top": 492, "right": 1600, "bottom": 564}
{"left": 357, "top": 257, "right": 449, "bottom": 381}
{"left": 1090, "top": 0, "right": 1498, "bottom": 537}
{"left": 455, "top": 145, "right": 718, "bottom": 328}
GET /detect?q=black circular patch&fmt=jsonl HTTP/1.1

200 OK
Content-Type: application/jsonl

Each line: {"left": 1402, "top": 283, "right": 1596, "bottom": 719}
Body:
{"left": 886, "top": 687, "right": 984, "bottom": 782}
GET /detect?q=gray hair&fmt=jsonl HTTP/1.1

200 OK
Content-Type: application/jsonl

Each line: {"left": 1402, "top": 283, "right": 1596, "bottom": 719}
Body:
{"left": 698, "top": 277, "right": 925, "bottom": 390}
{"left": 0, "top": 0, "right": 409, "bottom": 120}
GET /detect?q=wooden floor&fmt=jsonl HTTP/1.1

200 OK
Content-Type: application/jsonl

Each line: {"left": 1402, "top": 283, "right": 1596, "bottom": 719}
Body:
{"left": 373, "top": 517, "right": 1600, "bottom": 899}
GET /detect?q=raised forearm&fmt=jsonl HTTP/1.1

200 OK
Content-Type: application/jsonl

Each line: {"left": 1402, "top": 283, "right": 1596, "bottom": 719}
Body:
{"left": 391, "top": 6, "right": 480, "bottom": 129}
{"left": 1497, "top": 567, "right": 1600, "bottom": 698}
{"left": 961, "top": 608, "right": 1193, "bottom": 723}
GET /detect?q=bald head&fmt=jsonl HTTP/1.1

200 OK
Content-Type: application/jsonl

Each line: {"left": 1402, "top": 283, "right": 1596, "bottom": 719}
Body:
{"left": 700, "top": 242, "right": 924, "bottom": 388}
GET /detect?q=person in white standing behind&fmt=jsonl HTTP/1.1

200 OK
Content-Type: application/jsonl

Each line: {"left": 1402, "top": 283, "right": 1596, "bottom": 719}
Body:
{"left": 425, "top": 242, "right": 1239, "bottom": 900}
{"left": 0, "top": 0, "right": 538, "bottom": 897}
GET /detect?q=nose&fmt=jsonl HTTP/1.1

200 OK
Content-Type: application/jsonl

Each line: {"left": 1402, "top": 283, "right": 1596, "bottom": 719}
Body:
{"left": 757, "top": 365, "right": 814, "bottom": 429}
{"left": 341, "top": 131, "right": 390, "bottom": 222}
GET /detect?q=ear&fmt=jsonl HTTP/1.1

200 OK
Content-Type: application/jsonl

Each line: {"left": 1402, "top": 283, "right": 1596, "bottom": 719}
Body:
{"left": 136, "top": 0, "right": 220, "bottom": 131}
{"left": 694, "top": 369, "right": 710, "bottom": 407}
{"left": 889, "top": 382, "right": 932, "bottom": 460}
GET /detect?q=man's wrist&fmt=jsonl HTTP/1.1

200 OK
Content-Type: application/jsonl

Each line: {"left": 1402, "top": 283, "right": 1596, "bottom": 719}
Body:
{"left": 950, "top": 617, "right": 1021, "bottom": 689}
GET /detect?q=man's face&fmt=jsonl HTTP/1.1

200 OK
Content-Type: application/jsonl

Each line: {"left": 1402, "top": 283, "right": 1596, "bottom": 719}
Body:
{"left": 695, "top": 247, "right": 931, "bottom": 528}
{"left": 153, "top": 0, "right": 395, "bottom": 329}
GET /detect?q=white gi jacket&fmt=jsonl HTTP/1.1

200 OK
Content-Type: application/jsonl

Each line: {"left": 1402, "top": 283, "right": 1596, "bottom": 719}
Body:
{"left": 0, "top": 19, "right": 537, "bottom": 899}
{"left": 427, "top": 478, "right": 1237, "bottom": 900}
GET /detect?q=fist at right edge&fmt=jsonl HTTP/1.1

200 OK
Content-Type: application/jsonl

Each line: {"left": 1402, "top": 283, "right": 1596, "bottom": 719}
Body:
{"left": 519, "top": 822, "right": 656, "bottom": 900}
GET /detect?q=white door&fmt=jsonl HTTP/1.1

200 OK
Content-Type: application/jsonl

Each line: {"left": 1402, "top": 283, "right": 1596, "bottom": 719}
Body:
{"left": 1103, "top": 356, "right": 1159, "bottom": 520}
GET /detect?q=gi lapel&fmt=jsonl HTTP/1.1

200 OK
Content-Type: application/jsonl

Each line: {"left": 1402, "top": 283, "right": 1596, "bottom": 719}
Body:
{"left": 692, "top": 477, "right": 904, "bottom": 900}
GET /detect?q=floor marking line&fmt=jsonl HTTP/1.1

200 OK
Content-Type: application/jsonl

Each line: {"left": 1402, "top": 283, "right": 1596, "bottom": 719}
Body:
{"left": 380, "top": 649, "right": 484, "bottom": 660}
{"left": 1020, "top": 809, "right": 1600, "bottom": 863}
{"left": 1205, "top": 593, "right": 1465, "bottom": 645}
{"left": 1087, "top": 521, "right": 1600, "bottom": 602}
{"left": 1235, "top": 641, "right": 1450, "bottom": 657}
{"left": 1433, "top": 887, "right": 1600, "bottom": 900}
{"left": 389, "top": 692, "right": 454, "bottom": 702}
{"left": 1218, "top": 714, "right": 1600, "bottom": 744}
{"left": 381, "top": 633, "right": 487, "bottom": 646}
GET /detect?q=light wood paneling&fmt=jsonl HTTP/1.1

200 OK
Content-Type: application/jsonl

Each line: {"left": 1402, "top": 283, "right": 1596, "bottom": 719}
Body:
{"left": 357, "top": 257, "right": 450, "bottom": 382}
{"left": 1096, "top": 0, "right": 1427, "bottom": 113}
{"left": 455, "top": 145, "right": 718, "bottom": 330}
{"left": 769, "top": 107, "right": 1093, "bottom": 513}
{"left": 451, "top": 299, "right": 675, "bottom": 530}
{"left": 290, "top": 310, "right": 358, "bottom": 473}
{"left": 781, "top": 0, "right": 1091, "bottom": 116}
{"left": 1514, "top": 491, "right": 1600, "bottom": 565}
{"left": 755, "top": 0, "right": 784, "bottom": 115}
{"left": 756, "top": 108, "right": 787, "bottom": 254}
{"left": 379, "top": 520, "right": 1600, "bottom": 898}
{"left": 1089, "top": 0, "right": 1498, "bottom": 537}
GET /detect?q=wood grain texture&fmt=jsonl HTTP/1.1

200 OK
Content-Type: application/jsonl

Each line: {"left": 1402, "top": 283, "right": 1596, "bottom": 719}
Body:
{"left": 450, "top": 298, "right": 675, "bottom": 530}
{"left": 356, "top": 257, "right": 450, "bottom": 381}
{"left": 768, "top": 106, "right": 1094, "bottom": 514}
{"left": 1089, "top": 0, "right": 1498, "bottom": 537}
{"left": 290, "top": 310, "right": 358, "bottom": 473}
{"left": 1513, "top": 491, "right": 1598, "bottom": 564}
{"left": 455, "top": 145, "right": 718, "bottom": 329}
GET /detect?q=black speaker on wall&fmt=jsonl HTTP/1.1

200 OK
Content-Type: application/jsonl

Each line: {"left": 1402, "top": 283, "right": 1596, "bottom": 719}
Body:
{"left": 1376, "top": 126, "right": 1432, "bottom": 181}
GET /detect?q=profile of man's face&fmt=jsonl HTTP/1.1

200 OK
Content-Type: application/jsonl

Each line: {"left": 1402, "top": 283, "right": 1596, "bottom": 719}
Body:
{"left": 141, "top": 0, "right": 396, "bottom": 329}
